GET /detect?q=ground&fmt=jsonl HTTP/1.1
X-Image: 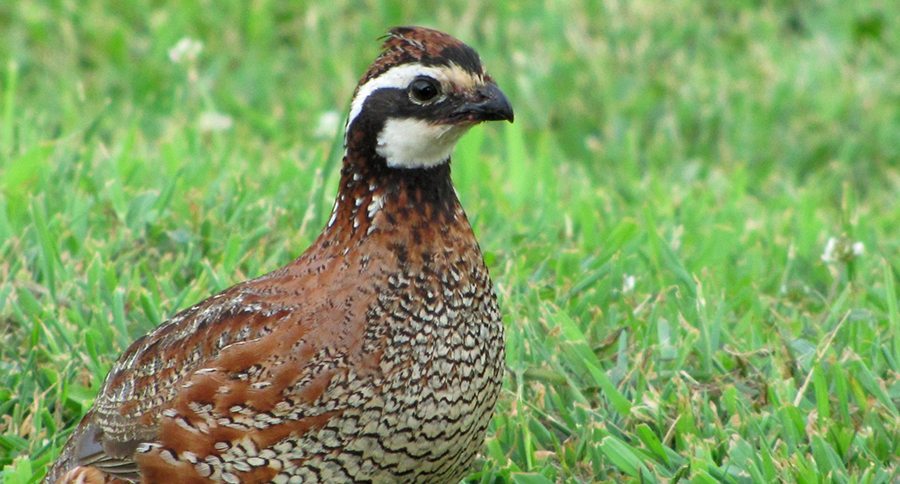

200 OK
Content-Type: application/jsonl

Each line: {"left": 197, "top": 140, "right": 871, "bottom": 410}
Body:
{"left": 1, "top": 1, "right": 898, "bottom": 482}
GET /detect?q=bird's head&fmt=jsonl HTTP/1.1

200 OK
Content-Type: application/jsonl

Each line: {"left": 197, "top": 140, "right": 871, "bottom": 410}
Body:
{"left": 344, "top": 26, "right": 514, "bottom": 169}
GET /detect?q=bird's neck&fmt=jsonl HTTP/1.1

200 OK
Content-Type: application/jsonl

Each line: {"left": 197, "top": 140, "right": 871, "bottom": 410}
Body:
{"left": 312, "top": 148, "right": 470, "bottom": 254}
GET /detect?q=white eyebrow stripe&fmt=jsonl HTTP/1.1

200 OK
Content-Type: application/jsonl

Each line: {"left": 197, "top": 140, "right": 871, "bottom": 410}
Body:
{"left": 345, "top": 64, "right": 447, "bottom": 134}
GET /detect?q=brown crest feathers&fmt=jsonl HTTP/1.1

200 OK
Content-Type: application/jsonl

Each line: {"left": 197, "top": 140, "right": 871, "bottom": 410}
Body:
{"left": 358, "top": 26, "right": 485, "bottom": 85}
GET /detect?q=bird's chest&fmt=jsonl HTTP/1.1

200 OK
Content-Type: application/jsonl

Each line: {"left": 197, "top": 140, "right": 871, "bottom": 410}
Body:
{"left": 341, "top": 265, "right": 505, "bottom": 479}
{"left": 370, "top": 263, "right": 503, "bottom": 383}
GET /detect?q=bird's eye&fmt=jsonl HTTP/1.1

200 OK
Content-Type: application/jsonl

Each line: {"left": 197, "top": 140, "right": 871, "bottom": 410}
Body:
{"left": 409, "top": 77, "right": 441, "bottom": 103}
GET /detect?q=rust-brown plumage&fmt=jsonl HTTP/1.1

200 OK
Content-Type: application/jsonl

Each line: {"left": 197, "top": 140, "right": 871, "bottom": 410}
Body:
{"left": 46, "top": 26, "right": 512, "bottom": 483}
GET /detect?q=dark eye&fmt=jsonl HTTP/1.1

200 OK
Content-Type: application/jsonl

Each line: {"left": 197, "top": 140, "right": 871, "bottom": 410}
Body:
{"left": 409, "top": 77, "right": 440, "bottom": 103}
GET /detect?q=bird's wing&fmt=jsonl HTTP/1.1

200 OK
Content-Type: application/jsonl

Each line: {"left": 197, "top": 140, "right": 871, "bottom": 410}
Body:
{"left": 47, "top": 263, "right": 373, "bottom": 483}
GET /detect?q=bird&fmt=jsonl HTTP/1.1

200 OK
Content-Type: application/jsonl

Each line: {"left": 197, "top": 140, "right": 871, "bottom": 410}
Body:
{"left": 45, "top": 26, "right": 513, "bottom": 484}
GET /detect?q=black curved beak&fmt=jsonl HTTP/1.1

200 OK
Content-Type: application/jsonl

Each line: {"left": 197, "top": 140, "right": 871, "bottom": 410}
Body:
{"left": 454, "top": 83, "right": 515, "bottom": 123}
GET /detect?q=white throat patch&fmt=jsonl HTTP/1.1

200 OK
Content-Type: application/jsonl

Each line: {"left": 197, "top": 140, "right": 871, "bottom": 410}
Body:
{"left": 376, "top": 118, "right": 468, "bottom": 168}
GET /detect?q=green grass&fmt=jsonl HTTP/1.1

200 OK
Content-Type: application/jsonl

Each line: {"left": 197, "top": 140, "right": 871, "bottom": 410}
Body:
{"left": 1, "top": 1, "right": 898, "bottom": 482}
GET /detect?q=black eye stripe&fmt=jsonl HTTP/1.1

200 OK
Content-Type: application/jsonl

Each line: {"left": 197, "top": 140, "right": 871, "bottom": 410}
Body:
{"left": 361, "top": 87, "right": 456, "bottom": 116}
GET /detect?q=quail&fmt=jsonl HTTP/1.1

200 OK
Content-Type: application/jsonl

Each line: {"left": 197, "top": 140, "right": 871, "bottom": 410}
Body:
{"left": 45, "top": 26, "right": 513, "bottom": 483}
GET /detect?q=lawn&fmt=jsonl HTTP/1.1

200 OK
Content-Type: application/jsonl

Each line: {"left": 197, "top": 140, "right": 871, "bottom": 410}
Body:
{"left": 1, "top": 1, "right": 898, "bottom": 482}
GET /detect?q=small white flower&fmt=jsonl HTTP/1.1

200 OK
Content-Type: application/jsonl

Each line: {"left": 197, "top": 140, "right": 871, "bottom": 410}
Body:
{"left": 197, "top": 111, "right": 232, "bottom": 132}
{"left": 313, "top": 111, "right": 341, "bottom": 139}
{"left": 622, "top": 274, "right": 636, "bottom": 294}
{"left": 821, "top": 235, "right": 865, "bottom": 264}
{"left": 169, "top": 37, "right": 203, "bottom": 64}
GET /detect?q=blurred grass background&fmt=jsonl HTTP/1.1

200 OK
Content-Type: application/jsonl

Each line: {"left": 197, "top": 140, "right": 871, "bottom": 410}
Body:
{"left": 1, "top": 1, "right": 898, "bottom": 482}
